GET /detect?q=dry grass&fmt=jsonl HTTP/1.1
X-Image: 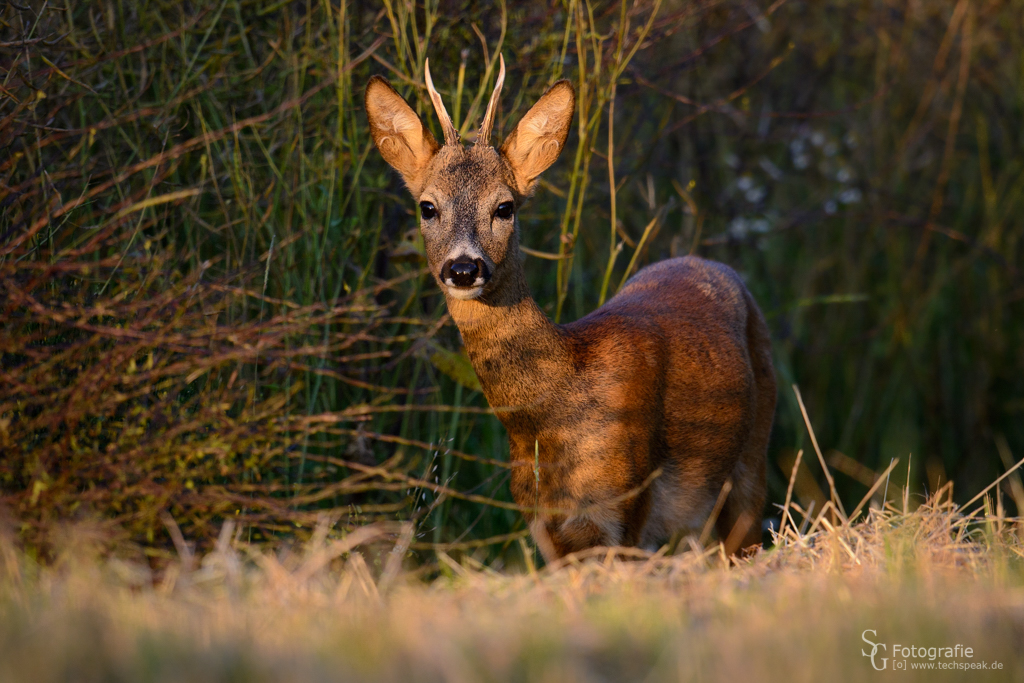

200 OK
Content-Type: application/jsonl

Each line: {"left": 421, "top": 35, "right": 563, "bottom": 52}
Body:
{"left": 2, "top": 492, "right": 1023, "bottom": 683}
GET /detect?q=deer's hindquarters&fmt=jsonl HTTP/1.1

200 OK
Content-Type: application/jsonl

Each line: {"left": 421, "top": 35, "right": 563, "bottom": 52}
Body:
{"left": 503, "top": 257, "right": 775, "bottom": 559}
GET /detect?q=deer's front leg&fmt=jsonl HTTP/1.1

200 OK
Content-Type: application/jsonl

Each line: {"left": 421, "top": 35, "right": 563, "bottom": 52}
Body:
{"left": 530, "top": 514, "right": 610, "bottom": 561}
{"left": 531, "top": 483, "right": 650, "bottom": 559}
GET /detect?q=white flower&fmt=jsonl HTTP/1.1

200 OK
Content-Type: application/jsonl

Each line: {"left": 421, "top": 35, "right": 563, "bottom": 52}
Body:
{"left": 759, "top": 157, "right": 784, "bottom": 180}
{"left": 745, "top": 186, "right": 766, "bottom": 203}
{"left": 729, "top": 217, "right": 749, "bottom": 238}
{"left": 839, "top": 188, "right": 862, "bottom": 204}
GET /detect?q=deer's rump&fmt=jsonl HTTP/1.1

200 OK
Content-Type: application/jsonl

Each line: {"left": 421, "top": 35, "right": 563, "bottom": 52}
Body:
{"left": 554, "top": 255, "right": 775, "bottom": 549}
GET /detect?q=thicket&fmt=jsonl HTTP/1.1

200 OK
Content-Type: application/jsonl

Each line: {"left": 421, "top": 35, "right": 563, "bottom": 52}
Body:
{"left": 1, "top": 0, "right": 1021, "bottom": 561}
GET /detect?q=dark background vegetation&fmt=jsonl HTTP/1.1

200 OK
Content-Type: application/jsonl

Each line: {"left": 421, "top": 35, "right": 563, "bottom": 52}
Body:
{"left": 1, "top": 0, "right": 1021, "bottom": 563}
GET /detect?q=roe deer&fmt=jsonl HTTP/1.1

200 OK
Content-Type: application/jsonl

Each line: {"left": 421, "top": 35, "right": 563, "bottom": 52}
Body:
{"left": 364, "top": 56, "right": 777, "bottom": 559}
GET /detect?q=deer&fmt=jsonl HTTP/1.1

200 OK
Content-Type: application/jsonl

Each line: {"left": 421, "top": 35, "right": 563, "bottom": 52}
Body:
{"left": 364, "top": 55, "right": 777, "bottom": 560}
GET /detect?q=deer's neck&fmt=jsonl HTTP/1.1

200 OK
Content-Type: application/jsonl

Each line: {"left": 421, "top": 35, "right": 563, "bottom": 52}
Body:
{"left": 445, "top": 268, "right": 571, "bottom": 422}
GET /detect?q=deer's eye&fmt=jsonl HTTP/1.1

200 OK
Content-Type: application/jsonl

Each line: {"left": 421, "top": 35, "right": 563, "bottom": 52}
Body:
{"left": 495, "top": 201, "right": 514, "bottom": 220}
{"left": 420, "top": 201, "right": 437, "bottom": 220}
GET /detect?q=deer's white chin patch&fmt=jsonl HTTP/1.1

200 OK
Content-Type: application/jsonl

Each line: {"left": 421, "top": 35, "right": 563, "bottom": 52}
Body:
{"left": 445, "top": 285, "right": 484, "bottom": 301}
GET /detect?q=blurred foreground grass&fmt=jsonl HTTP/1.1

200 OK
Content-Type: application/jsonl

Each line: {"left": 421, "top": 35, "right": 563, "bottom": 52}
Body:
{"left": 2, "top": 494, "right": 1023, "bottom": 682}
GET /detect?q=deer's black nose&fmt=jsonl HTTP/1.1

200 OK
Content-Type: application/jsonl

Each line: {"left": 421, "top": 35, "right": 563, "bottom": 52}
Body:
{"left": 449, "top": 260, "right": 478, "bottom": 285}
{"left": 442, "top": 258, "right": 488, "bottom": 288}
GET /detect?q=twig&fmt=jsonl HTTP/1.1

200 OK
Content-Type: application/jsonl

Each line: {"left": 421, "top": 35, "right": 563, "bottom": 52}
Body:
{"left": 699, "top": 479, "right": 733, "bottom": 546}
{"left": 778, "top": 449, "right": 803, "bottom": 537}
{"left": 962, "top": 454, "right": 1024, "bottom": 511}
{"left": 793, "top": 384, "right": 848, "bottom": 521}
{"left": 847, "top": 458, "right": 900, "bottom": 523}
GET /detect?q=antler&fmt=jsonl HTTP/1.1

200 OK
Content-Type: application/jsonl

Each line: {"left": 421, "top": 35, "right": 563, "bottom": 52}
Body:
{"left": 477, "top": 54, "right": 505, "bottom": 147}
{"left": 424, "top": 59, "right": 459, "bottom": 146}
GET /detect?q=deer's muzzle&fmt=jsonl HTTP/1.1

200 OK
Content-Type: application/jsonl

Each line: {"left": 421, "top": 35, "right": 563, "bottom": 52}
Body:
{"left": 442, "top": 257, "right": 489, "bottom": 290}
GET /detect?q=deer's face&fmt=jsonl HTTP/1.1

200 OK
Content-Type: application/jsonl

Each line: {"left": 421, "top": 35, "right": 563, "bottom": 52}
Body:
{"left": 415, "top": 146, "right": 518, "bottom": 300}
{"left": 365, "top": 59, "right": 574, "bottom": 302}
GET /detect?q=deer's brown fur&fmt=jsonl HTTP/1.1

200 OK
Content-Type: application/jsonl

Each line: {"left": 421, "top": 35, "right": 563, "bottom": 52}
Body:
{"left": 365, "top": 60, "right": 776, "bottom": 559}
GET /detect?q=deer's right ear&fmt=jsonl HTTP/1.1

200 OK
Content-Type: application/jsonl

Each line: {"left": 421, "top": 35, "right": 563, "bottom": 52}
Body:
{"left": 365, "top": 76, "right": 439, "bottom": 195}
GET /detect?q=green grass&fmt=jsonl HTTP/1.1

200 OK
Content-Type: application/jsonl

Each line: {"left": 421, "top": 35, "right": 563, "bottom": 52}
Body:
{"left": 1, "top": 0, "right": 1022, "bottom": 564}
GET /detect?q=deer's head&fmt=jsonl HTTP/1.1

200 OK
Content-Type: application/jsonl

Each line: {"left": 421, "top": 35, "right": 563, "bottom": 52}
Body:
{"left": 365, "top": 57, "right": 574, "bottom": 301}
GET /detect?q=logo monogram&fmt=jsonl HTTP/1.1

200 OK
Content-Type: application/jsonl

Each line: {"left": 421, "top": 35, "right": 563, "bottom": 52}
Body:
{"left": 862, "top": 630, "right": 889, "bottom": 670}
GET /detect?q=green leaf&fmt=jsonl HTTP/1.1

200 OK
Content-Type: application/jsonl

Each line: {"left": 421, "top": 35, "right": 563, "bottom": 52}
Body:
{"left": 426, "top": 343, "right": 481, "bottom": 392}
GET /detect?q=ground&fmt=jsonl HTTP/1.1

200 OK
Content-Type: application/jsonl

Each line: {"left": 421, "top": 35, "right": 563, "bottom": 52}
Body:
{"left": 1, "top": 494, "right": 1022, "bottom": 682}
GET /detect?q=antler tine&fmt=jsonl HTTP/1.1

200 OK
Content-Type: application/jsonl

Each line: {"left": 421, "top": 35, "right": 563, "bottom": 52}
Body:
{"left": 477, "top": 54, "right": 505, "bottom": 147}
{"left": 424, "top": 59, "right": 459, "bottom": 146}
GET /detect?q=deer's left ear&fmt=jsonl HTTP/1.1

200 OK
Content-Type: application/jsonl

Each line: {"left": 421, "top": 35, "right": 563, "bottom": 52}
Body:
{"left": 501, "top": 80, "right": 575, "bottom": 196}
{"left": 365, "top": 75, "right": 439, "bottom": 196}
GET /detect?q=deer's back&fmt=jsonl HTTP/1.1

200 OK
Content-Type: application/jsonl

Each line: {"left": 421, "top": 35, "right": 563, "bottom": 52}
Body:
{"left": 565, "top": 256, "right": 758, "bottom": 404}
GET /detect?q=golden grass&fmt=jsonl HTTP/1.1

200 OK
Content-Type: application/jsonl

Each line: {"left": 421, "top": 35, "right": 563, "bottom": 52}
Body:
{"left": 2, "top": 492, "right": 1023, "bottom": 683}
